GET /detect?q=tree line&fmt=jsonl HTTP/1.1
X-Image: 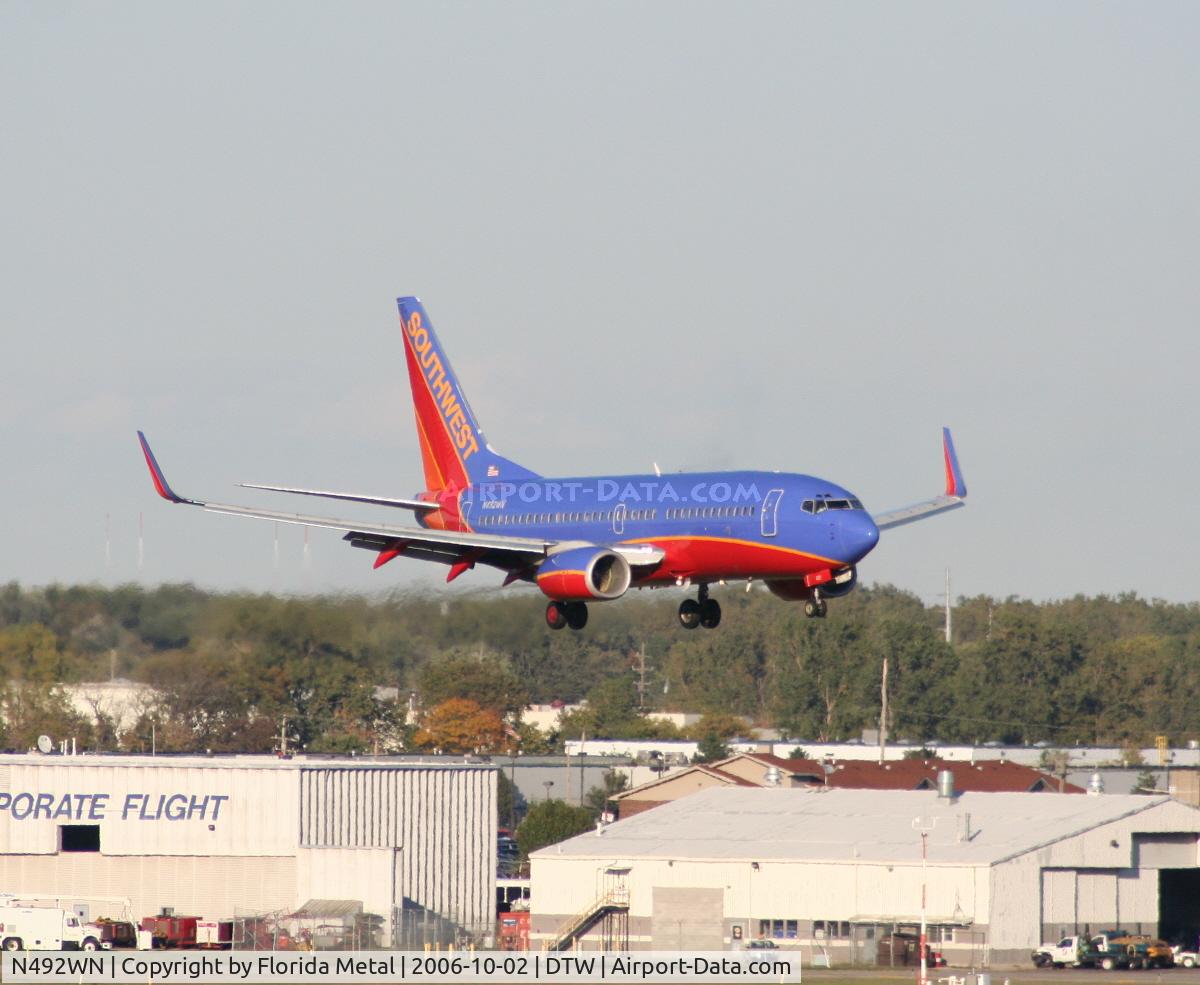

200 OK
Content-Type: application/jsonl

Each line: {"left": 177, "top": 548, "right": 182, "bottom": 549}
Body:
{"left": 1, "top": 580, "right": 1198, "bottom": 756}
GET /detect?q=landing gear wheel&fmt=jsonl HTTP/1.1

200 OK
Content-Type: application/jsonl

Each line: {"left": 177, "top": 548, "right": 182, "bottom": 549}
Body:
{"left": 700, "top": 598, "right": 721, "bottom": 629}
{"left": 545, "top": 601, "right": 568, "bottom": 630}
{"left": 565, "top": 602, "right": 588, "bottom": 631}
{"left": 678, "top": 598, "right": 701, "bottom": 629}
{"left": 804, "top": 600, "right": 819, "bottom": 618}
{"left": 816, "top": 600, "right": 828, "bottom": 618}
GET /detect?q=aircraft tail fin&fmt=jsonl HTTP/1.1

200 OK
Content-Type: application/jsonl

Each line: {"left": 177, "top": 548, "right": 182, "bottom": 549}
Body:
{"left": 397, "top": 297, "right": 539, "bottom": 491}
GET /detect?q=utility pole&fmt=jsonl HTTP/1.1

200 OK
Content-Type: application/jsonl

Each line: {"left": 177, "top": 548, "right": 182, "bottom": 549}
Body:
{"left": 878, "top": 656, "right": 889, "bottom": 765}
{"left": 634, "top": 644, "right": 650, "bottom": 709}
{"left": 942, "top": 568, "right": 952, "bottom": 644}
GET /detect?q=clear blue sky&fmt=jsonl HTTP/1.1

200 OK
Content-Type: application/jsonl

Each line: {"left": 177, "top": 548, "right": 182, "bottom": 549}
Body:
{"left": 3, "top": 2, "right": 1197, "bottom": 603}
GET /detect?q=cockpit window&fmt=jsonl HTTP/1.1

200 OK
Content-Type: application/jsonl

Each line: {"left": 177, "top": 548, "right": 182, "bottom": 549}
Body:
{"left": 804, "top": 496, "right": 864, "bottom": 514}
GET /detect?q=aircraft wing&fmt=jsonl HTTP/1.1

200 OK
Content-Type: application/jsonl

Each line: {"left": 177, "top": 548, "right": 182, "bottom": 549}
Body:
{"left": 138, "top": 432, "right": 549, "bottom": 573}
{"left": 871, "top": 427, "right": 968, "bottom": 532}
{"left": 237, "top": 483, "right": 439, "bottom": 512}
{"left": 139, "top": 432, "right": 666, "bottom": 578}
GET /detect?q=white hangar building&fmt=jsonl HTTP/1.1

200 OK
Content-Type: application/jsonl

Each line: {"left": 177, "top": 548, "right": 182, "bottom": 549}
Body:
{"left": 530, "top": 787, "right": 1200, "bottom": 963}
{"left": 0, "top": 754, "right": 496, "bottom": 944}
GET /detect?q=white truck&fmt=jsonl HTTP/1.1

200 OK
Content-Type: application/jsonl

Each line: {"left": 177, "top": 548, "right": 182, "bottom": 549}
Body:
{"left": 0, "top": 905, "right": 99, "bottom": 951}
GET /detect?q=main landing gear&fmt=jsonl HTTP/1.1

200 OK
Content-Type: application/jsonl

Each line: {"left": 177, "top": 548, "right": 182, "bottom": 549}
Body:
{"left": 804, "top": 592, "right": 828, "bottom": 619}
{"left": 678, "top": 584, "right": 721, "bottom": 630}
{"left": 546, "top": 601, "right": 588, "bottom": 631}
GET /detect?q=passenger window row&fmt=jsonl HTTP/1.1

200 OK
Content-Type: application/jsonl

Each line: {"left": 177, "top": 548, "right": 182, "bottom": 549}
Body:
{"left": 664, "top": 505, "right": 755, "bottom": 521}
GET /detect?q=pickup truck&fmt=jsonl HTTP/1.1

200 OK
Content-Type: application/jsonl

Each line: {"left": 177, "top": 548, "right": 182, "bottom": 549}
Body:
{"left": 1033, "top": 931, "right": 1174, "bottom": 970}
{"left": 1032, "top": 934, "right": 1128, "bottom": 970}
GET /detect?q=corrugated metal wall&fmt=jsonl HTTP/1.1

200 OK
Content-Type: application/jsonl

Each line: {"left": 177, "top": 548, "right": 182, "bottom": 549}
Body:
{"left": 300, "top": 766, "right": 495, "bottom": 930}
{"left": 1041, "top": 867, "right": 1157, "bottom": 932}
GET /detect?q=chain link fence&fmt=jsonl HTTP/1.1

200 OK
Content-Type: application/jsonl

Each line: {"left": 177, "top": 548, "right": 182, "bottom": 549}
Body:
{"left": 231, "top": 906, "right": 494, "bottom": 952}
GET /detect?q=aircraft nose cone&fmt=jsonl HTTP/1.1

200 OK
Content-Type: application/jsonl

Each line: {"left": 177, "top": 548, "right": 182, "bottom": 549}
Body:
{"left": 840, "top": 512, "right": 879, "bottom": 563}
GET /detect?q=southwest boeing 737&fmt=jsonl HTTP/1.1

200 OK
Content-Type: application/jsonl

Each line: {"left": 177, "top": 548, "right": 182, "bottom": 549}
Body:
{"left": 138, "top": 296, "right": 967, "bottom": 631}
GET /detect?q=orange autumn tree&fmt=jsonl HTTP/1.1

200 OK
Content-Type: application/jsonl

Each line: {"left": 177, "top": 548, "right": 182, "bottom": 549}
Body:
{"left": 412, "top": 698, "right": 510, "bottom": 754}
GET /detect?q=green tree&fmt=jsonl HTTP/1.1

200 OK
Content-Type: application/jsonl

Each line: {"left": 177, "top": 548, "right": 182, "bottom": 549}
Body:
{"left": 584, "top": 770, "right": 629, "bottom": 819}
{"left": 693, "top": 732, "right": 730, "bottom": 764}
{"left": 1134, "top": 768, "right": 1159, "bottom": 793}
{"left": 683, "top": 713, "right": 748, "bottom": 741}
{"left": 515, "top": 800, "right": 594, "bottom": 858}
{"left": 498, "top": 770, "right": 527, "bottom": 830}
{"left": 1, "top": 684, "right": 94, "bottom": 752}
{"left": 418, "top": 652, "right": 527, "bottom": 717}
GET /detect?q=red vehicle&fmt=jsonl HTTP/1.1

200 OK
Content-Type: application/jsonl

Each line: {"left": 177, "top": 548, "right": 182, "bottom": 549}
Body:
{"left": 93, "top": 918, "right": 138, "bottom": 948}
{"left": 498, "top": 911, "right": 530, "bottom": 951}
{"left": 140, "top": 915, "right": 198, "bottom": 949}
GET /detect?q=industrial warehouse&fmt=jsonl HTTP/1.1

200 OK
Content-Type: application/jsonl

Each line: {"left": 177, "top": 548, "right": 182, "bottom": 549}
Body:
{"left": 529, "top": 784, "right": 1200, "bottom": 962}
{"left": 0, "top": 753, "right": 496, "bottom": 947}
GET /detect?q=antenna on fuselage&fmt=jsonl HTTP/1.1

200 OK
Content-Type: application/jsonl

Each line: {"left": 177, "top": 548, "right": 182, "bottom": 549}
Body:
{"left": 653, "top": 462, "right": 662, "bottom": 477}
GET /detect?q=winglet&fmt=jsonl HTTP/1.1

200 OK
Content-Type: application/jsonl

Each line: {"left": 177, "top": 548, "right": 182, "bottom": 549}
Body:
{"left": 942, "top": 427, "right": 967, "bottom": 498}
{"left": 137, "top": 431, "right": 189, "bottom": 504}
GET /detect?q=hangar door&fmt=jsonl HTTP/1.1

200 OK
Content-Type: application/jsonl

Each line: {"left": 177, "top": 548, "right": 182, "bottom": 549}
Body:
{"left": 1135, "top": 834, "right": 1200, "bottom": 946}
{"left": 651, "top": 887, "right": 723, "bottom": 950}
{"left": 1041, "top": 868, "right": 1156, "bottom": 939}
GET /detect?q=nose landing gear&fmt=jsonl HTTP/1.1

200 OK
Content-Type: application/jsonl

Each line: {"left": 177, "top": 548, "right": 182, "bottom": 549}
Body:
{"left": 803, "top": 592, "right": 828, "bottom": 619}
{"left": 678, "top": 585, "right": 721, "bottom": 630}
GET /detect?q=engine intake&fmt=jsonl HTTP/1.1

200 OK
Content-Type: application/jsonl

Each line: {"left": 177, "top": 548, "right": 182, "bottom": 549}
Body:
{"left": 537, "top": 547, "right": 632, "bottom": 601}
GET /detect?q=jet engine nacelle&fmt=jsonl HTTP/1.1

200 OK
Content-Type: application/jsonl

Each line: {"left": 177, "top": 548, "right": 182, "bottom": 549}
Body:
{"left": 767, "top": 566, "right": 857, "bottom": 602}
{"left": 536, "top": 547, "right": 632, "bottom": 602}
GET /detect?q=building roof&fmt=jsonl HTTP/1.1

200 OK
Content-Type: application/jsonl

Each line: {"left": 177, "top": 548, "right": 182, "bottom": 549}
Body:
{"left": 712, "top": 752, "right": 1082, "bottom": 793}
{"left": 612, "top": 753, "right": 1080, "bottom": 807}
{"left": 533, "top": 787, "right": 1192, "bottom": 865}
{"left": 609, "top": 764, "right": 758, "bottom": 801}
{"left": 0, "top": 753, "right": 497, "bottom": 772}
{"left": 815, "top": 757, "right": 1084, "bottom": 793}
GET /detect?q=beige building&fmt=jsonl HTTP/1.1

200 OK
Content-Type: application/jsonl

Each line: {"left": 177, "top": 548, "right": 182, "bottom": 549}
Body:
{"left": 0, "top": 754, "right": 495, "bottom": 945}
{"left": 531, "top": 787, "right": 1200, "bottom": 964}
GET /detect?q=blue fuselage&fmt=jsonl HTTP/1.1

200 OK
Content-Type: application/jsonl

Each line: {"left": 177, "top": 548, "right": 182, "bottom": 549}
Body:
{"left": 430, "top": 469, "right": 879, "bottom": 584}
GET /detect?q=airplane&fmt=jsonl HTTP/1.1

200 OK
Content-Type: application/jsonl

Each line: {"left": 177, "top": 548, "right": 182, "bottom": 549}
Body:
{"left": 138, "top": 296, "right": 967, "bottom": 631}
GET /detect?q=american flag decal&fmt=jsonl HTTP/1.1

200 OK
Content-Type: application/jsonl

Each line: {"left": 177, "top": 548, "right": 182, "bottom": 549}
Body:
{"left": 487, "top": 465, "right": 499, "bottom": 477}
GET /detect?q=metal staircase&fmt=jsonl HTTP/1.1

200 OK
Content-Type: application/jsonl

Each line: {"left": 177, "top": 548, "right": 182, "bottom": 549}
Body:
{"left": 548, "top": 886, "right": 629, "bottom": 951}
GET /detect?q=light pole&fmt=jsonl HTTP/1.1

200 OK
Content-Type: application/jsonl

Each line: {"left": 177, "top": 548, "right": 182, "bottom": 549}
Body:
{"left": 543, "top": 780, "right": 554, "bottom": 801}
{"left": 912, "top": 817, "right": 937, "bottom": 985}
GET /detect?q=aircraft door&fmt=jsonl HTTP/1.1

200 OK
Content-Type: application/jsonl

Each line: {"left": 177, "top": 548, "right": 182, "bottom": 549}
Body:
{"left": 761, "top": 488, "right": 784, "bottom": 537}
{"left": 613, "top": 503, "right": 626, "bottom": 537}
